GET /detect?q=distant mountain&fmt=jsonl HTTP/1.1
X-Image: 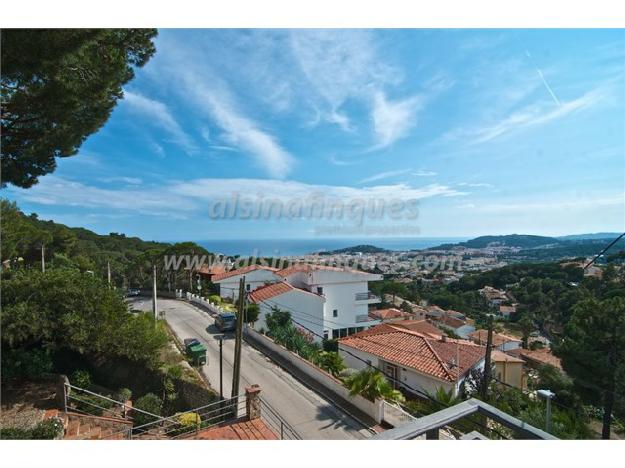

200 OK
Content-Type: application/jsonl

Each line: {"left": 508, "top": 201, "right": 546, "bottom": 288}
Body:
{"left": 557, "top": 232, "right": 621, "bottom": 241}
{"left": 428, "top": 234, "right": 560, "bottom": 250}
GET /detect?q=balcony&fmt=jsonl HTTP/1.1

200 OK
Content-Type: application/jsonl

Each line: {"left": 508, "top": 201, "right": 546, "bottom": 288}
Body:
{"left": 354, "top": 291, "right": 381, "bottom": 304}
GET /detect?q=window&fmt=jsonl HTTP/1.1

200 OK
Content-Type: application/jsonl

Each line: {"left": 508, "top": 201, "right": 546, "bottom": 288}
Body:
{"left": 332, "top": 329, "right": 339, "bottom": 339}
{"left": 246, "top": 284, "right": 251, "bottom": 291}
{"left": 333, "top": 309, "right": 338, "bottom": 318}
{"left": 323, "top": 331, "right": 329, "bottom": 340}
{"left": 317, "top": 286, "right": 323, "bottom": 295}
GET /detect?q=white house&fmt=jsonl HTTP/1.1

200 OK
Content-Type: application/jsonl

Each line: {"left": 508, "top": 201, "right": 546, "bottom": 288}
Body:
{"left": 249, "top": 282, "right": 326, "bottom": 340}
{"left": 212, "top": 265, "right": 280, "bottom": 301}
{"left": 277, "top": 264, "right": 382, "bottom": 340}
{"left": 339, "top": 324, "right": 486, "bottom": 397}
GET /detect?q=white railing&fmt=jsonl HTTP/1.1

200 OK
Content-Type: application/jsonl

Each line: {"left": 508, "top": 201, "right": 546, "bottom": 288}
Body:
{"left": 355, "top": 314, "right": 370, "bottom": 323}
{"left": 355, "top": 291, "right": 380, "bottom": 301}
{"left": 186, "top": 292, "right": 227, "bottom": 316}
{"left": 381, "top": 400, "right": 417, "bottom": 429}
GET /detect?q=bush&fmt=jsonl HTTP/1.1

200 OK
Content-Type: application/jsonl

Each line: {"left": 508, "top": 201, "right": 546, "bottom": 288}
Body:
{"left": 71, "top": 369, "right": 91, "bottom": 388}
{"left": 30, "top": 418, "right": 64, "bottom": 439}
{"left": 116, "top": 387, "right": 133, "bottom": 402}
{"left": 72, "top": 393, "right": 114, "bottom": 416}
{"left": 322, "top": 339, "right": 338, "bottom": 352}
{"left": 0, "top": 418, "right": 64, "bottom": 440}
{"left": 208, "top": 295, "right": 221, "bottom": 304}
{"left": 133, "top": 393, "right": 162, "bottom": 427}
{"left": 0, "top": 347, "right": 54, "bottom": 379}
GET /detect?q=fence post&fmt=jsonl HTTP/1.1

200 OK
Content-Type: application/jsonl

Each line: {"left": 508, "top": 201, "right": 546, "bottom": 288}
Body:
{"left": 245, "top": 385, "right": 262, "bottom": 420}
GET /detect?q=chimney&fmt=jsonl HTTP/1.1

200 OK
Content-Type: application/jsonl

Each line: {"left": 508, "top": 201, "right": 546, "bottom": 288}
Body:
{"left": 441, "top": 335, "right": 447, "bottom": 343}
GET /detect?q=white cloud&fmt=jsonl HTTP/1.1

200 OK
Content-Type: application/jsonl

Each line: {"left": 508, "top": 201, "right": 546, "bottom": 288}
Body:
{"left": 457, "top": 182, "right": 494, "bottom": 188}
{"left": 123, "top": 91, "right": 197, "bottom": 154}
{"left": 171, "top": 67, "right": 294, "bottom": 178}
{"left": 99, "top": 176, "right": 143, "bottom": 185}
{"left": 463, "top": 87, "right": 607, "bottom": 145}
{"left": 371, "top": 91, "right": 423, "bottom": 148}
{"left": 11, "top": 176, "right": 466, "bottom": 217}
{"left": 359, "top": 169, "right": 411, "bottom": 184}
{"left": 412, "top": 170, "right": 437, "bottom": 176}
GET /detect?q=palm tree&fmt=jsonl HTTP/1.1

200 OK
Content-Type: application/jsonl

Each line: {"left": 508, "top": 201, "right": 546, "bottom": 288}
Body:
{"left": 317, "top": 351, "right": 345, "bottom": 377}
{"left": 344, "top": 368, "right": 405, "bottom": 403}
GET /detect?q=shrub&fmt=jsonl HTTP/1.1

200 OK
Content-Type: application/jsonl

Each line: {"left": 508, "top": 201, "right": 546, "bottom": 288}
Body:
{"left": 72, "top": 393, "right": 113, "bottom": 416}
{"left": 133, "top": 393, "right": 162, "bottom": 427}
{"left": 0, "top": 347, "right": 54, "bottom": 379}
{"left": 322, "top": 339, "right": 338, "bottom": 352}
{"left": 208, "top": 295, "right": 221, "bottom": 304}
{"left": 71, "top": 369, "right": 91, "bottom": 388}
{"left": 30, "top": 418, "right": 64, "bottom": 439}
{"left": 0, "top": 419, "right": 64, "bottom": 440}
{"left": 178, "top": 412, "right": 200, "bottom": 427}
{"left": 116, "top": 388, "right": 133, "bottom": 402}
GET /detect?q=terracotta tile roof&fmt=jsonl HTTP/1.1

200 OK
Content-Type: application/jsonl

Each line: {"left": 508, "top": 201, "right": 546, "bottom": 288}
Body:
{"left": 391, "top": 320, "right": 443, "bottom": 338}
{"left": 185, "top": 418, "right": 277, "bottom": 440}
{"left": 248, "top": 281, "right": 294, "bottom": 303}
{"left": 436, "top": 315, "right": 466, "bottom": 329}
{"left": 212, "top": 265, "right": 278, "bottom": 282}
{"left": 469, "top": 329, "right": 521, "bottom": 347}
{"left": 197, "top": 264, "right": 227, "bottom": 276}
{"left": 514, "top": 348, "right": 562, "bottom": 370}
{"left": 339, "top": 324, "right": 485, "bottom": 382}
{"left": 368, "top": 308, "right": 408, "bottom": 321}
{"left": 276, "top": 263, "right": 371, "bottom": 277}
{"left": 491, "top": 349, "right": 524, "bottom": 363}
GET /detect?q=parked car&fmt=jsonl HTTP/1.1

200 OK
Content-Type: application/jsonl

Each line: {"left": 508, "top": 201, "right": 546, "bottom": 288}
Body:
{"left": 215, "top": 312, "right": 236, "bottom": 332}
{"left": 126, "top": 288, "right": 141, "bottom": 297}
{"left": 184, "top": 338, "right": 207, "bottom": 366}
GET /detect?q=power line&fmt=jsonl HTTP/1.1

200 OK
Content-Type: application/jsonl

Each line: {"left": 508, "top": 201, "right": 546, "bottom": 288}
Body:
{"left": 583, "top": 232, "right": 625, "bottom": 270}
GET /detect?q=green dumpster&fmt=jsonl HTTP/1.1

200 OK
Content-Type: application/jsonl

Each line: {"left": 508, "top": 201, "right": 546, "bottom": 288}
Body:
{"left": 187, "top": 343, "right": 207, "bottom": 366}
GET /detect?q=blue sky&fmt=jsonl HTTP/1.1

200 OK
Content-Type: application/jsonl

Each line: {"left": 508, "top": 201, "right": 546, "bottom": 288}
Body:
{"left": 6, "top": 29, "right": 625, "bottom": 241}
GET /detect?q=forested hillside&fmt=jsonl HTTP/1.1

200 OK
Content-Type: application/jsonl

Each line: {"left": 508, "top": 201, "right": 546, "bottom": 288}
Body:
{"left": 1, "top": 199, "right": 211, "bottom": 289}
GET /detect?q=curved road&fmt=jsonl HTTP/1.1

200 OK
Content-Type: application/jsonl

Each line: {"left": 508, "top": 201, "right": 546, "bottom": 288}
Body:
{"left": 129, "top": 297, "right": 371, "bottom": 440}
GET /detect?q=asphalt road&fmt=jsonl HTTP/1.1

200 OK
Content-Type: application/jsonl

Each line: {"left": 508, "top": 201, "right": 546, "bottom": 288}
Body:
{"left": 129, "top": 297, "right": 371, "bottom": 440}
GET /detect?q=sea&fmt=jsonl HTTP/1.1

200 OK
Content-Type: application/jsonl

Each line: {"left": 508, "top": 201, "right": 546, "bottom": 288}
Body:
{"left": 194, "top": 237, "right": 469, "bottom": 257}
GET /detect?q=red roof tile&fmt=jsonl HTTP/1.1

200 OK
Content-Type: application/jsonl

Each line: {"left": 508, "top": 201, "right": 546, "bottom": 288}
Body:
{"left": 276, "top": 263, "right": 371, "bottom": 277}
{"left": 248, "top": 282, "right": 294, "bottom": 303}
{"left": 212, "top": 265, "right": 278, "bottom": 282}
{"left": 185, "top": 418, "right": 277, "bottom": 440}
{"left": 391, "top": 320, "right": 443, "bottom": 337}
{"left": 368, "top": 308, "right": 408, "bottom": 320}
{"left": 339, "top": 324, "right": 485, "bottom": 382}
{"left": 469, "top": 329, "right": 521, "bottom": 347}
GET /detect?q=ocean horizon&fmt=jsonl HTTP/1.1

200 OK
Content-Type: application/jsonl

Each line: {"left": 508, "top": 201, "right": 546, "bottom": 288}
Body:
{"left": 193, "top": 237, "right": 470, "bottom": 257}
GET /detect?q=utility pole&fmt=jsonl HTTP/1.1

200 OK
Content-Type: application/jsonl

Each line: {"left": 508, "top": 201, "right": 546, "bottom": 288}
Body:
{"left": 41, "top": 244, "right": 45, "bottom": 273}
{"left": 152, "top": 263, "right": 158, "bottom": 322}
{"left": 107, "top": 261, "right": 111, "bottom": 285}
{"left": 481, "top": 316, "right": 494, "bottom": 401}
{"left": 219, "top": 337, "right": 224, "bottom": 399}
{"left": 230, "top": 277, "right": 246, "bottom": 399}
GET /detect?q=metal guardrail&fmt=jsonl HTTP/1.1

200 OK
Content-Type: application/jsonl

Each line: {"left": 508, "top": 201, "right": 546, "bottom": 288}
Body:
{"left": 65, "top": 382, "right": 250, "bottom": 440}
{"left": 259, "top": 398, "right": 301, "bottom": 440}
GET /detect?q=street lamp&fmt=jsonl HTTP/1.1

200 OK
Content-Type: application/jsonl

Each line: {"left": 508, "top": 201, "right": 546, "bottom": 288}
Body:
{"left": 537, "top": 389, "right": 556, "bottom": 433}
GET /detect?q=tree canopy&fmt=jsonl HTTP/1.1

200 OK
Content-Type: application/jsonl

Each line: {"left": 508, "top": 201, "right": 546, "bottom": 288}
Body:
{"left": 556, "top": 297, "right": 625, "bottom": 439}
{"left": 1, "top": 29, "right": 157, "bottom": 187}
{"left": 1, "top": 268, "right": 168, "bottom": 367}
